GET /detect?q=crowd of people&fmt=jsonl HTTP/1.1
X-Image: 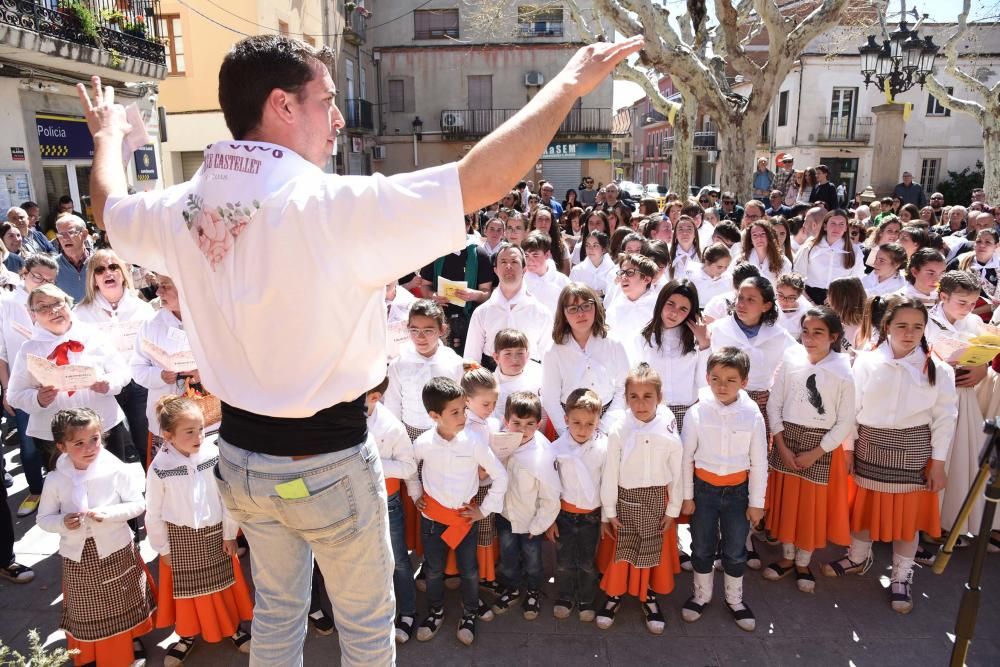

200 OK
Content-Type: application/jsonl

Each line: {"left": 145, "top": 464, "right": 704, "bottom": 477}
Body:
{"left": 1, "top": 29, "right": 999, "bottom": 665}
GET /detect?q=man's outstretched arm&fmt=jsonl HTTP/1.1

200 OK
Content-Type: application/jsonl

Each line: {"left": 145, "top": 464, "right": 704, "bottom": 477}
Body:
{"left": 457, "top": 36, "right": 643, "bottom": 214}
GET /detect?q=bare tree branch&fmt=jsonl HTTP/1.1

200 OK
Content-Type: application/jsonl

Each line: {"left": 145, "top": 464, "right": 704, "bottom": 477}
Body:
{"left": 752, "top": 0, "right": 790, "bottom": 42}
{"left": 785, "top": 0, "right": 852, "bottom": 58}
{"left": 937, "top": 0, "right": 992, "bottom": 100}
{"left": 564, "top": 0, "right": 601, "bottom": 42}
{"left": 595, "top": 0, "right": 644, "bottom": 37}
{"left": 614, "top": 62, "right": 683, "bottom": 119}
{"left": 714, "top": 0, "right": 764, "bottom": 85}
{"left": 925, "top": 77, "right": 986, "bottom": 122}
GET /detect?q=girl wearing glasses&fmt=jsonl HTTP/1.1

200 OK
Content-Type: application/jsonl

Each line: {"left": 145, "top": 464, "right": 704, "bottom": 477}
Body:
{"left": 8, "top": 283, "right": 132, "bottom": 468}
{"left": 541, "top": 283, "right": 629, "bottom": 437}
{"left": 0, "top": 254, "right": 59, "bottom": 517}
{"left": 75, "top": 250, "right": 155, "bottom": 467}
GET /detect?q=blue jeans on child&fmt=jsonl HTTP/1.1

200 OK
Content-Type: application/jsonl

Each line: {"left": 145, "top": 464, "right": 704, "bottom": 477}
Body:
{"left": 216, "top": 437, "right": 395, "bottom": 667}
{"left": 554, "top": 508, "right": 601, "bottom": 607}
{"left": 421, "top": 515, "right": 479, "bottom": 614}
{"left": 495, "top": 513, "right": 544, "bottom": 591}
{"left": 15, "top": 409, "right": 43, "bottom": 495}
{"left": 387, "top": 491, "right": 416, "bottom": 617}
{"left": 690, "top": 476, "right": 751, "bottom": 577}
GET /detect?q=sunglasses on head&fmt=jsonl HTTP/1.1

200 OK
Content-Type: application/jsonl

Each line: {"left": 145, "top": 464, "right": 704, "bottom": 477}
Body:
{"left": 94, "top": 263, "right": 121, "bottom": 276}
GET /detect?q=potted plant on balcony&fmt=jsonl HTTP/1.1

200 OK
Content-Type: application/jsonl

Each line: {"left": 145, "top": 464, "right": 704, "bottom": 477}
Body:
{"left": 123, "top": 15, "right": 147, "bottom": 39}
{"left": 57, "top": 0, "right": 101, "bottom": 46}
{"left": 101, "top": 9, "right": 126, "bottom": 30}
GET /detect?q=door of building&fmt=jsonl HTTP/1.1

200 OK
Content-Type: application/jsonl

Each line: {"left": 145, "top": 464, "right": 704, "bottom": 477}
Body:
{"left": 819, "top": 157, "right": 859, "bottom": 204}
{"left": 42, "top": 162, "right": 92, "bottom": 228}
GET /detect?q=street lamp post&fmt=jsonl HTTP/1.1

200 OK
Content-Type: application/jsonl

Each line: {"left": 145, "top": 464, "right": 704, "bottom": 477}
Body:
{"left": 858, "top": 19, "right": 939, "bottom": 98}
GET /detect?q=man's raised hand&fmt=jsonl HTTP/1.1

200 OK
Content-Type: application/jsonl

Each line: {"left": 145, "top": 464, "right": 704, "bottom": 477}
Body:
{"left": 76, "top": 75, "right": 130, "bottom": 139}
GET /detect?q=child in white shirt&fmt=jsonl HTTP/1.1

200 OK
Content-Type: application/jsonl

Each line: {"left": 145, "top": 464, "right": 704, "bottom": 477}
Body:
{"left": 597, "top": 364, "right": 683, "bottom": 635}
{"left": 702, "top": 262, "right": 761, "bottom": 324}
{"left": 491, "top": 392, "right": 560, "bottom": 620}
{"left": 146, "top": 396, "right": 252, "bottom": 662}
{"left": 861, "top": 243, "right": 907, "bottom": 297}
{"left": 687, "top": 243, "right": 732, "bottom": 310}
{"left": 605, "top": 253, "right": 659, "bottom": 361}
{"left": 36, "top": 408, "right": 153, "bottom": 665}
{"left": 774, "top": 273, "right": 810, "bottom": 341}
{"left": 492, "top": 328, "right": 545, "bottom": 427}
{"left": 569, "top": 231, "right": 615, "bottom": 298}
{"left": 894, "top": 248, "right": 946, "bottom": 309}
{"left": 681, "top": 348, "right": 768, "bottom": 632}
{"left": 547, "top": 389, "right": 608, "bottom": 623}
{"left": 522, "top": 231, "right": 571, "bottom": 315}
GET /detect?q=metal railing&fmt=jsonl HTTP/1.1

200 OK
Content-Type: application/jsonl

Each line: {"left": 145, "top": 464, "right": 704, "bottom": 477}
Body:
{"left": 517, "top": 23, "right": 563, "bottom": 37}
{"left": 662, "top": 136, "right": 674, "bottom": 154}
{"left": 345, "top": 9, "right": 366, "bottom": 44}
{"left": 0, "top": 0, "right": 165, "bottom": 65}
{"left": 693, "top": 131, "right": 717, "bottom": 149}
{"left": 641, "top": 109, "right": 668, "bottom": 125}
{"left": 344, "top": 99, "right": 374, "bottom": 131}
{"left": 441, "top": 108, "right": 610, "bottom": 137}
{"left": 817, "top": 116, "right": 873, "bottom": 142}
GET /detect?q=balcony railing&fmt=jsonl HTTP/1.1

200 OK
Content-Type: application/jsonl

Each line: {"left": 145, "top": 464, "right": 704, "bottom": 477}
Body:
{"left": 818, "top": 116, "right": 872, "bottom": 143}
{"left": 517, "top": 22, "right": 563, "bottom": 37}
{"left": 662, "top": 136, "right": 674, "bottom": 154}
{"left": 0, "top": 0, "right": 165, "bottom": 66}
{"left": 344, "top": 98, "right": 374, "bottom": 132}
{"left": 641, "top": 109, "right": 668, "bottom": 126}
{"left": 345, "top": 9, "right": 366, "bottom": 44}
{"left": 693, "top": 131, "right": 717, "bottom": 150}
{"left": 441, "top": 108, "right": 610, "bottom": 137}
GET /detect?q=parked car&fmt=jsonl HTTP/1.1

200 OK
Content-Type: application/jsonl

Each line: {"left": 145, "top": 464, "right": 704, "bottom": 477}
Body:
{"left": 644, "top": 184, "right": 668, "bottom": 198}
{"left": 618, "top": 181, "right": 645, "bottom": 200}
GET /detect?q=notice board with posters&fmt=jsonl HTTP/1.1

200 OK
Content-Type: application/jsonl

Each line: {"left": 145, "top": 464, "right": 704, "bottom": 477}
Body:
{"left": 0, "top": 170, "right": 33, "bottom": 212}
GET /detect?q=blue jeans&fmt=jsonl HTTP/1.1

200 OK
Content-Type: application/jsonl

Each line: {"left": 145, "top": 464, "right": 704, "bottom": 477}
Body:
{"left": 216, "top": 437, "right": 395, "bottom": 667}
{"left": 421, "top": 515, "right": 479, "bottom": 614}
{"left": 495, "top": 513, "right": 544, "bottom": 592}
{"left": 387, "top": 492, "right": 416, "bottom": 617}
{"left": 690, "top": 477, "right": 750, "bottom": 577}
{"left": 554, "top": 509, "right": 601, "bottom": 607}
{"left": 14, "top": 409, "right": 43, "bottom": 494}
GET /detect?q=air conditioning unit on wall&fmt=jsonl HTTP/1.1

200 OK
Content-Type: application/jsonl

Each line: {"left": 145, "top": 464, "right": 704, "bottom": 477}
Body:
{"left": 442, "top": 112, "right": 465, "bottom": 129}
{"left": 525, "top": 71, "right": 545, "bottom": 87}
{"left": 372, "top": 146, "right": 386, "bottom": 160}
{"left": 707, "top": 150, "right": 719, "bottom": 163}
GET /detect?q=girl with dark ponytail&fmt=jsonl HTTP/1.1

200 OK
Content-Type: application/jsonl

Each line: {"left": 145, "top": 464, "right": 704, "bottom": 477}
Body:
{"left": 823, "top": 296, "right": 957, "bottom": 616}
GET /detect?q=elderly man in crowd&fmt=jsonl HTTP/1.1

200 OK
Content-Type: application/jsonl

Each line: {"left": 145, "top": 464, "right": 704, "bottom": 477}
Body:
{"left": 53, "top": 215, "right": 90, "bottom": 302}
{"left": 6, "top": 207, "right": 55, "bottom": 256}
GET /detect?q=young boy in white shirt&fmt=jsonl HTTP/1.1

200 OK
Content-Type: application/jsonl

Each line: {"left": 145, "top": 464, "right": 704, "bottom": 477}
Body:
{"left": 681, "top": 347, "right": 768, "bottom": 632}
{"left": 492, "top": 391, "right": 560, "bottom": 621}
{"left": 522, "top": 231, "right": 571, "bottom": 315}
{"left": 365, "top": 377, "right": 419, "bottom": 643}
{"left": 410, "top": 377, "right": 508, "bottom": 646}
{"left": 546, "top": 388, "right": 608, "bottom": 622}
{"left": 492, "top": 329, "right": 545, "bottom": 428}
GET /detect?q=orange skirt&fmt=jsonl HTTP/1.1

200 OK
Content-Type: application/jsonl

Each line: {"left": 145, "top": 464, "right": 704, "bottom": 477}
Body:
{"left": 156, "top": 556, "right": 254, "bottom": 642}
{"left": 765, "top": 447, "right": 851, "bottom": 551}
{"left": 599, "top": 523, "right": 680, "bottom": 601}
{"left": 850, "top": 485, "right": 941, "bottom": 542}
{"left": 477, "top": 543, "right": 499, "bottom": 582}
{"left": 67, "top": 559, "right": 157, "bottom": 667}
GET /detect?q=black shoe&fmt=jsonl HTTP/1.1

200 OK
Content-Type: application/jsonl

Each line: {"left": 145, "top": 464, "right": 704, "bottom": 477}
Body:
{"left": 416, "top": 607, "right": 444, "bottom": 642}
{"left": 479, "top": 578, "right": 500, "bottom": 593}
{"left": 595, "top": 595, "right": 622, "bottom": 630}
{"left": 456, "top": 613, "right": 476, "bottom": 646}
{"left": 914, "top": 546, "right": 936, "bottom": 567}
{"left": 492, "top": 587, "right": 520, "bottom": 615}
{"left": 522, "top": 590, "right": 541, "bottom": 620}
{"left": 394, "top": 615, "right": 415, "bottom": 644}
{"left": 477, "top": 598, "right": 495, "bottom": 622}
{"left": 164, "top": 636, "right": 195, "bottom": 667}
{"left": 641, "top": 592, "right": 666, "bottom": 635}
{"left": 309, "top": 609, "right": 335, "bottom": 635}
{"left": 681, "top": 596, "right": 708, "bottom": 622}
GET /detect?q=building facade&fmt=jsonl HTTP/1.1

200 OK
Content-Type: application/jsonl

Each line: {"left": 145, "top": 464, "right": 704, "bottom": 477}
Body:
{"left": 369, "top": 1, "right": 615, "bottom": 195}
{"left": 0, "top": 2, "right": 167, "bottom": 226}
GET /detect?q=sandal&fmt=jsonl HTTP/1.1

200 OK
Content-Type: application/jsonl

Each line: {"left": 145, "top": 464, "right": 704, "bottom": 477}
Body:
{"left": 477, "top": 598, "right": 495, "bottom": 622}
{"left": 762, "top": 561, "right": 794, "bottom": 581}
{"left": 163, "top": 637, "right": 195, "bottom": 667}
{"left": 132, "top": 638, "right": 147, "bottom": 663}
{"left": 0, "top": 561, "right": 35, "bottom": 584}
{"left": 230, "top": 628, "right": 251, "bottom": 654}
{"left": 641, "top": 592, "right": 666, "bottom": 635}
{"left": 595, "top": 595, "right": 622, "bottom": 630}
{"left": 416, "top": 607, "right": 444, "bottom": 642}
{"left": 522, "top": 590, "right": 541, "bottom": 621}
{"left": 889, "top": 579, "right": 913, "bottom": 614}
{"left": 679, "top": 550, "right": 693, "bottom": 572}
{"left": 456, "top": 613, "right": 476, "bottom": 646}
{"left": 822, "top": 554, "right": 871, "bottom": 577}
{"left": 795, "top": 566, "right": 816, "bottom": 594}
{"left": 394, "top": 615, "right": 415, "bottom": 644}
{"left": 553, "top": 599, "right": 573, "bottom": 619}
{"left": 726, "top": 600, "right": 756, "bottom": 632}
{"left": 914, "top": 546, "right": 936, "bottom": 567}
{"left": 681, "top": 595, "right": 708, "bottom": 623}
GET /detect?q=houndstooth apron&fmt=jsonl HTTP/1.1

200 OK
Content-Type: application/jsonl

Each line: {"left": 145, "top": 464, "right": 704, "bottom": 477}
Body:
{"left": 614, "top": 485, "right": 668, "bottom": 568}
{"left": 667, "top": 403, "right": 694, "bottom": 435}
{"left": 768, "top": 422, "right": 833, "bottom": 485}
{"left": 404, "top": 423, "right": 430, "bottom": 443}
{"left": 746, "top": 389, "right": 771, "bottom": 437}
{"left": 853, "top": 424, "right": 932, "bottom": 493}
{"left": 61, "top": 539, "right": 155, "bottom": 641}
{"left": 472, "top": 484, "right": 496, "bottom": 547}
{"left": 166, "top": 522, "right": 235, "bottom": 598}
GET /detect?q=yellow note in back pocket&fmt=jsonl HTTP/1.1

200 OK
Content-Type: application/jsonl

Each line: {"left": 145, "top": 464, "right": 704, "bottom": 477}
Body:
{"left": 275, "top": 478, "right": 310, "bottom": 500}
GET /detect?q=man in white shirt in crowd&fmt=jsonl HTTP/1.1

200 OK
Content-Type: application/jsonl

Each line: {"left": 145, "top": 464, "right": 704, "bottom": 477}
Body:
{"left": 78, "top": 32, "right": 644, "bottom": 666}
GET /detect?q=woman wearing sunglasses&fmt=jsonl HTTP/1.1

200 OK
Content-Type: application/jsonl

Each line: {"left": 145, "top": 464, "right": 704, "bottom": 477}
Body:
{"left": 75, "top": 249, "right": 155, "bottom": 466}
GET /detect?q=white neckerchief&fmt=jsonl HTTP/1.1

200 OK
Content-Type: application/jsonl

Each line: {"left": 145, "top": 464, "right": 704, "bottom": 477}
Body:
{"left": 57, "top": 447, "right": 112, "bottom": 512}
{"left": 158, "top": 441, "right": 212, "bottom": 511}
{"left": 621, "top": 405, "right": 676, "bottom": 461}
{"left": 874, "top": 341, "right": 931, "bottom": 385}
{"left": 971, "top": 255, "right": 999, "bottom": 280}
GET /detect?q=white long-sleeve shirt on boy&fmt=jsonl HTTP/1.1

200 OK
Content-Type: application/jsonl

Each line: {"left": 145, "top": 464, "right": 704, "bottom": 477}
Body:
{"left": 606, "top": 287, "right": 658, "bottom": 360}
{"left": 601, "top": 406, "right": 684, "bottom": 520}
{"left": 384, "top": 342, "right": 464, "bottom": 430}
{"left": 851, "top": 343, "right": 958, "bottom": 461}
{"left": 463, "top": 282, "right": 553, "bottom": 363}
{"left": 709, "top": 316, "right": 795, "bottom": 392}
{"left": 502, "top": 432, "right": 562, "bottom": 535}
{"left": 682, "top": 387, "right": 769, "bottom": 508}
{"left": 524, "top": 267, "right": 571, "bottom": 316}
{"left": 630, "top": 327, "right": 708, "bottom": 407}
{"left": 552, "top": 431, "right": 608, "bottom": 514}
{"left": 36, "top": 448, "right": 145, "bottom": 561}
{"left": 493, "top": 362, "right": 544, "bottom": 422}
{"left": 130, "top": 308, "right": 192, "bottom": 437}
{"left": 541, "top": 335, "right": 629, "bottom": 433}
{"left": 145, "top": 441, "right": 238, "bottom": 556}
{"left": 8, "top": 319, "right": 129, "bottom": 440}
{"left": 367, "top": 401, "right": 417, "bottom": 483}
{"left": 766, "top": 346, "right": 856, "bottom": 452}
{"left": 410, "top": 428, "right": 509, "bottom": 515}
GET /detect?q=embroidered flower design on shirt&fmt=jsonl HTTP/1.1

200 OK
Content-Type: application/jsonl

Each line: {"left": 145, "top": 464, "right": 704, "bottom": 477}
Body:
{"left": 182, "top": 195, "right": 261, "bottom": 270}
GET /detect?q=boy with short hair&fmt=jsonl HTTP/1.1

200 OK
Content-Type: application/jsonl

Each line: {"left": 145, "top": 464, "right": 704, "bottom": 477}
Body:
{"left": 522, "top": 230, "right": 571, "bottom": 314}
{"left": 680, "top": 347, "right": 768, "bottom": 632}
{"left": 410, "top": 377, "right": 508, "bottom": 646}
{"left": 492, "top": 329, "right": 544, "bottom": 425}
{"left": 546, "top": 388, "right": 608, "bottom": 622}
{"left": 365, "top": 377, "right": 419, "bottom": 643}
{"left": 492, "top": 391, "right": 561, "bottom": 620}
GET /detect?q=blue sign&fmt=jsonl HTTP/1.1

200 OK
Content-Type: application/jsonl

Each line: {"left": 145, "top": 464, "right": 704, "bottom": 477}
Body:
{"left": 36, "top": 113, "right": 94, "bottom": 160}
{"left": 134, "top": 145, "right": 158, "bottom": 181}
{"left": 543, "top": 142, "right": 612, "bottom": 160}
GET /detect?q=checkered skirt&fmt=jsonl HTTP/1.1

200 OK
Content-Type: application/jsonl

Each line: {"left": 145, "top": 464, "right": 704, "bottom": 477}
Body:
{"left": 404, "top": 423, "right": 430, "bottom": 443}
{"left": 746, "top": 389, "right": 771, "bottom": 438}
{"left": 768, "top": 422, "right": 833, "bottom": 485}
{"left": 853, "top": 424, "right": 932, "bottom": 493}
{"left": 165, "top": 522, "right": 235, "bottom": 598}
{"left": 614, "top": 485, "right": 668, "bottom": 569}
{"left": 473, "top": 484, "right": 496, "bottom": 547}
{"left": 61, "top": 538, "right": 156, "bottom": 642}
{"left": 667, "top": 403, "right": 694, "bottom": 435}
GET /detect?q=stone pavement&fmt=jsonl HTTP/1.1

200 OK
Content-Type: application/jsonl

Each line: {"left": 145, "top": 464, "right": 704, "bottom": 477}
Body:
{"left": 3, "top": 443, "right": 1000, "bottom": 666}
